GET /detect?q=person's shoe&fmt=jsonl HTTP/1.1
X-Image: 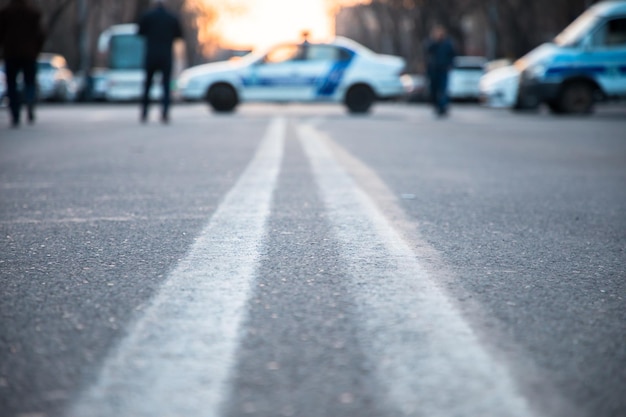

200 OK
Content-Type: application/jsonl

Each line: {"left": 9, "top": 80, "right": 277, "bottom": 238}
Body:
{"left": 161, "top": 114, "right": 169, "bottom": 124}
{"left": 140, "top": 113, "right": 148, "bottom": 124}
{"left": 27, "top": 108, "right": 35, "bottom": 125}
{"left": 10, "top": 119, "right": 20, "bottom": 128}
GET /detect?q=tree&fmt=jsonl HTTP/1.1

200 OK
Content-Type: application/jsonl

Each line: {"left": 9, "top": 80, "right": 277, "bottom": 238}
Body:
{"left": 0, "top": 0, "right": 245, "bottom": 69}
{"left": 334, "top": 0, "right": 598, "bottom": 72}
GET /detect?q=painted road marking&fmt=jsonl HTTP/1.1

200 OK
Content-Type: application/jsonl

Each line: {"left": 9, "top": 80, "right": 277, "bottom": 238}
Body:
{"left": 297, "top": 123, "right": 536, "bottom": 417}
{"left": 67, "top": 117, "right": 286, "bottom": 417}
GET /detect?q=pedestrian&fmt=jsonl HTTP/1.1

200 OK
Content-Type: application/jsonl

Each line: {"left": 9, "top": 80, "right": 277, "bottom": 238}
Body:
{"left": 425, "top": 24, "right": 456, "bottom": 117}
{"left": 0, "top": 0, "right": 46, "bottom": 128}
{"left": 138, "top": 0, "right": 183, "bottom": 124}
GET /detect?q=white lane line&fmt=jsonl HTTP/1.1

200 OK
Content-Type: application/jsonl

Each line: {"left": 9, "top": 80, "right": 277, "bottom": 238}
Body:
{"left": 67, "top": 117, "right": 286, "bottom": 417}
{"left": 297, "top": 123, "right": 536, "bottom": 417}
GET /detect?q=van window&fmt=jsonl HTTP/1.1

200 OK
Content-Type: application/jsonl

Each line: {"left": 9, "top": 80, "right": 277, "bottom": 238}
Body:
{"left": 109, "top": 34, "right": 145, "bottom": 70}
{"left": 591, "top": 18, "right": 626, "bottom": 47}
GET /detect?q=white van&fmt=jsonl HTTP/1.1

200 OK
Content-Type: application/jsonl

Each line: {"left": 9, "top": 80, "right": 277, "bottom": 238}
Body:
{"left": 91, "top": 24, "right": 185, "bottom": 101}
{"left": 515, "top": 1, "right": 626, "bottom": 114}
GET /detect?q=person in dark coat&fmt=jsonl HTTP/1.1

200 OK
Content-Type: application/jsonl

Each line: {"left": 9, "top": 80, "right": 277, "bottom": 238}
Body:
{"left": 138, "top": 0, "right": 183, "bottom": 124}
{"left": 425, "top": 24, "right": 456, "bottom": 117}
{"left": 0, "top": 0, "right": 45, "bottom": 127}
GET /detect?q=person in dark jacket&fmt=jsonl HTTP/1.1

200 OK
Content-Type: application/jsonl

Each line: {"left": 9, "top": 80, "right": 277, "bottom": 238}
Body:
{"left": 138, "top": 0, "right": 183, "bottom": 124}
{"left": 0, "top": 0, "right": 45, "bottom": 127}
{"left": 425, "top": 24, "right": 456, "bottom": 117}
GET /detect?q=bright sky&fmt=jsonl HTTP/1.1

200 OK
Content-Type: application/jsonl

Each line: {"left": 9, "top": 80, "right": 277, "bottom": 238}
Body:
{"left": 216, "top": 0, "right": 335, "bottom": 50}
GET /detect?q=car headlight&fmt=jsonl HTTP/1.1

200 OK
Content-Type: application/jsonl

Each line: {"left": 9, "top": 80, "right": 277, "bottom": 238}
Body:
{"left": 94, "top": 77, "right": 107, "bottom": 92}
{"left": 522, "top": 64, "right": 546, "bottom": 81}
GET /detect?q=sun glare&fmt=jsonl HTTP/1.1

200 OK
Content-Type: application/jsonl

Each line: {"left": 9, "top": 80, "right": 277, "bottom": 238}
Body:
{"left": 216, "top": 0, "right": 335, "bottom": 50}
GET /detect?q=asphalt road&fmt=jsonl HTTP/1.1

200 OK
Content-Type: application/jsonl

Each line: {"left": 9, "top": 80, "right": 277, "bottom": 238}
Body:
{"left": 0, "top": 102, "right": 625, "bottom": 417}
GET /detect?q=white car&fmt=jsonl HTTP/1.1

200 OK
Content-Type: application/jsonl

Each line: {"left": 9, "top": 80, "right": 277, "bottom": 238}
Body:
{"left": 479, "top": 65, "right": 521, "bottom": 108}
{"left": 448, "top": 56, "right": 486, "bottom": 101}
{"left": 177, "top": 37, "right": 406, "bottom": 113}
{"left": 0, "top": 67, "right": 5, "bottom": 106}
{"left": 37, "top": 53, "right": 77, "bottom": 102}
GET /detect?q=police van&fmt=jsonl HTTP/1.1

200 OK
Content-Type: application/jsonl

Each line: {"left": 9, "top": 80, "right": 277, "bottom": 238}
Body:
{"left": 516, "top": 0, "right": 626, "bottom": 114}
{"left": 177, "top": 37, "right": 406, "bottom": 114}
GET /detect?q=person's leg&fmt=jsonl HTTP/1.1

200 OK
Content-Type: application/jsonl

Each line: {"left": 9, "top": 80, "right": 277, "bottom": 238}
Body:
{"left": 439, "top": 71, "right": 450, "bottom": 115}
{"left": 5, "top": 59, "right": 21, "bottom": 126}
{"left": 160, "top": 63, "right": 172, "bottom": 123}
{"left": 428, "top": 73, "right": 439, "bottom": 113}
{"left": 141, "top": 65, "right": 155, "bottom": 122}
{"left": 23, "top": 59, "right": 37, "bottom": 124}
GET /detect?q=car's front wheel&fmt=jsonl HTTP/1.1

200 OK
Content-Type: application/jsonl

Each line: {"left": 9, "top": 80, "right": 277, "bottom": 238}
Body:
{"left": 207, "top": 83, "right": 238, "bottom": 112}
{"left": 345, "top": 84, "right": 375, "bottom": 114}
{"left": 557, "top": 81, "right": 595, "bottom": 115}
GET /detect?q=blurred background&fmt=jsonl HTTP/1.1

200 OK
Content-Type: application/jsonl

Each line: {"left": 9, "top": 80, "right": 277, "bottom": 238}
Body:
{"left": 0, "top": 0, "right": 599, "bottom": 73}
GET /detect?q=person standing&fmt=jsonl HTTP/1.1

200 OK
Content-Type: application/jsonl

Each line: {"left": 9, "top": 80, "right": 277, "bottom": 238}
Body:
{"left": 425, "top": 24, "right": 456, "bottom": 117}
{"left": 138, "top": 0, "right": 183, "bottom": 124}
{"left": 0, "top": 0, "right": 45, "bottom": 128}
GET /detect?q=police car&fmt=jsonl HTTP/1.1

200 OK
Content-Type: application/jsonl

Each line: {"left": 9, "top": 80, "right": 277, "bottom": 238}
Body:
{"left": 177, "top": 37, "right": 406, "bottom": 113}
{"left": 516, "top": 0, "right": 626, "bottom": 114}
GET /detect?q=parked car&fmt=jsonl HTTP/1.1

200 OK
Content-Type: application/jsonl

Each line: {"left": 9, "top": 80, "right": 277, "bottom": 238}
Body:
{"left": 400, "top": 73, "right": 428, "bottom": 102}
{"left": 177, "top": 37, "right": 406, "bottom": 113}
{"left": 401, "top": 56, "right": 486, "bottom": 103}
{"left": 448, "top": 56, "right": 487, "bottom": 101}
{"left": 0, "top": 66, "right": 6, "bottom": 106}
{"left": 516, "top": 0, "right": 626, "bottom": 114}
{"left": 37, "top": 53, "right": 77, "bottom": 102}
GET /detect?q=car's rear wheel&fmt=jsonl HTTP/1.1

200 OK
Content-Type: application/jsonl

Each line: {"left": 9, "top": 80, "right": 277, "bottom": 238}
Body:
{"left": 557, "top": 81, "right": 594, "bottom": 114}
{"left": 345, "top": 84, "right": 375, "bottom": 114}
{"left": 207, "top": 83, "right": 238, "bottom": 112}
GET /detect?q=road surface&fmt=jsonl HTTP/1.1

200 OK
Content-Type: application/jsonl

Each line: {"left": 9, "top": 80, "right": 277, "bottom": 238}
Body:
{"left": 1, "top": 103, "right": 625, "bottom": 417}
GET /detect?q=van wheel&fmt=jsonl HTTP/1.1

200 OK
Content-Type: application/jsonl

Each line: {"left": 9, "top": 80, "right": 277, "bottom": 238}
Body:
{"left": 558, "top": 81, "right": 594, "bottom": 114}
{"left": 207, "top": 83, "right": 238, "bottom": 112}
{"left": 345, "top": 85, "right": 375, "bottom": 114}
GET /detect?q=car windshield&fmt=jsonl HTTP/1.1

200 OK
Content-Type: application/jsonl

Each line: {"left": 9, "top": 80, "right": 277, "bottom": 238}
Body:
{"left": 37, "top": 62, "right": 54, "bottom": 71}
{"left": 109, "top": 34, "right": 145, "bottom": 70}
{"left": 555, "top": 9, "right": 600, "bottom": 47}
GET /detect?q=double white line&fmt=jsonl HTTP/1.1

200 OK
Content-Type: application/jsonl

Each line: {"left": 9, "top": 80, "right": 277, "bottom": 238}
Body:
{"left": 69, "top": 117, "right": 534, "bottom": 417}
{"left": 69, "top": 118, "right": 286, "bottom": 417}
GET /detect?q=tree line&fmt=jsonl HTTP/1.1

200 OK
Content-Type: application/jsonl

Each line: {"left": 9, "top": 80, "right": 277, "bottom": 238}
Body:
{"left": 334, "top": 0, "right": 598, "bottom": 72}
{"left": 1, "top": 0, "right": 600, "bottom": 73}
{"left": 0, "top": 0, "right": 235, "bottom": 72}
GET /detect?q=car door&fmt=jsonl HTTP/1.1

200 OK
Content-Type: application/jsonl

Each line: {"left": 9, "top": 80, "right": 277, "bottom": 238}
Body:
{"left": 301, "top": 44, "right": 354, "bottom": 100}
{"left": 587, "top": 16, "right": 626, "bottom": 96}
{"left": 241, "top": 44, "right": 311, "bottom": 101}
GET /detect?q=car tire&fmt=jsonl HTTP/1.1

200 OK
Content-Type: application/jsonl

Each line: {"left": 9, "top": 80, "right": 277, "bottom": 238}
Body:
{"left": 512, "top": 92, "right": 540, "bottom": 112}
{"left": 207, "top": 83, "right": 238, "bottom": 112}
{"left": 345, "top": 84, "right": 375, "bottom": 114}
{"left": 546, "top": 100, "right": 563, "bottom": 114}
{"left": 558, "top": 81, "right": 594, "bottom": 115}
{"left": 56, "top": 84, "right": 69, "bottom": 103}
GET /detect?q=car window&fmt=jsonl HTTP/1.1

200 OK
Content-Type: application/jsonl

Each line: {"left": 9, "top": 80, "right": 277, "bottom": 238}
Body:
{"left": 264, "top": 45, "right": 302, "bottom": 64}
{"left": 306, "top": 45, "right": 349, "bottom": 62}
{"left": 454, "top": 65, "right": 484, "bottom": 71}
{"left": 590, "top": 17, "right": 626, "bottom": 48}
